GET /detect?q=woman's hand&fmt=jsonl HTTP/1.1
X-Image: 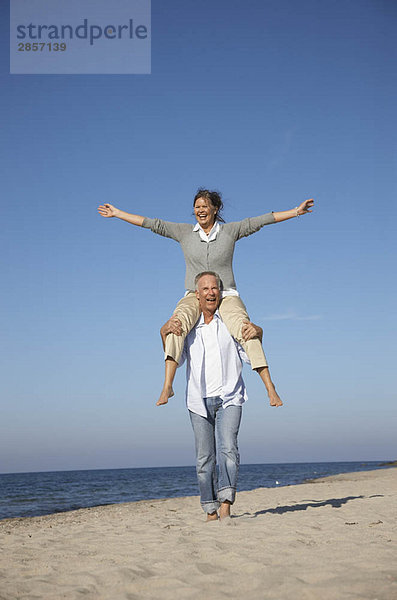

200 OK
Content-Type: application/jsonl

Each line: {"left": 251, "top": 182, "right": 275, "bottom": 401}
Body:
{"left": 297, "top": 198, "right": 314, "bottom": 215}
{"left": 273, "top": 198, "right": 314, "bottom": 222}
{"left": 98, "top": 203, "right": 119, "bottom": 218}
{"left": 97, "top": 204, "right": 145, "bottom": 227}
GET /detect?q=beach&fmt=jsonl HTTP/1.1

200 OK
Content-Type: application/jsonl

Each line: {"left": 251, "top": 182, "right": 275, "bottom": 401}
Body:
{"left": 0, "top": 467, "right": 395, "bottom": 600}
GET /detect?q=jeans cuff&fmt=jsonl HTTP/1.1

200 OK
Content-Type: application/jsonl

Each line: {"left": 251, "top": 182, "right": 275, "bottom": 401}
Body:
{"left": 200, "top": 500, "right": 220, "bottom": 514}
{"left": 217, "top": 486, "right": 236, "bottom": 504}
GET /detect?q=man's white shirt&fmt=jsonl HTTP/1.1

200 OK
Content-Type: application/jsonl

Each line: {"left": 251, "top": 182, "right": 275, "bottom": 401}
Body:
{"left": 200, "top": 318, "right": 223, "bottom": 398}
{"left": 179, "top": 311, "right": 250, "bottom": 418}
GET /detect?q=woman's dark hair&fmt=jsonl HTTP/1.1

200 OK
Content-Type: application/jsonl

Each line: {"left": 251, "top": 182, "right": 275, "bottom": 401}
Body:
{"left": 193, "top": 188, "right": 225, "bottom": 223}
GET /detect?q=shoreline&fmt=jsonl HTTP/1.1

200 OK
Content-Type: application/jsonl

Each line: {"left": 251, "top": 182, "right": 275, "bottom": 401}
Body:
{"left": 1, "top": 467, "right": 396, "bottom": 599}
{"left": 0, "top": 461, "right": 391, "bottom": 523}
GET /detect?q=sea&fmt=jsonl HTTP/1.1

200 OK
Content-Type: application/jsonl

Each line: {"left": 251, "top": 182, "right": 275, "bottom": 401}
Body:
{"left": 0, "top": 461, "right": 389, "bottom": 521}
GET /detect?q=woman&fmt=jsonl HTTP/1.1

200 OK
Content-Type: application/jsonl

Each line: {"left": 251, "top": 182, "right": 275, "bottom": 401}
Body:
{"left": 98, "top": 189, "right": 314, "bottom": 406}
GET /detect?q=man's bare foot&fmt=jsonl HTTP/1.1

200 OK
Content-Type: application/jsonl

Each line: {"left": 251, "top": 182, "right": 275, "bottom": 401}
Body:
{"left": 219, "top": 501, "right": 231, "bottom": 520}
{"left": 269, "top": 389, "right": 283, "bottom": 407}
{"left": 206, "top": 512, "right": 218, "bottom": 522}
{"left": 156, "top": 385, "right": 174, "bottom": 406}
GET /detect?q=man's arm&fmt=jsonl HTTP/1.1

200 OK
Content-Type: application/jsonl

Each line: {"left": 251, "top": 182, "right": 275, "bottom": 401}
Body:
{"left": 160, "top": 316, "right": 183, "bottom": 350}
{"left": 241, "top": 321, "right": 263, "bottom": 343}
{"left": 160, "top": 317, "right": 187, "bottom": 367}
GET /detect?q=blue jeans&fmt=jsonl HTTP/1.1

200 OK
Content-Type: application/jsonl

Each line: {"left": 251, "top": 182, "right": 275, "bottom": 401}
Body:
{"left": 189, "top": 397, "right": 242, "bottom": 514}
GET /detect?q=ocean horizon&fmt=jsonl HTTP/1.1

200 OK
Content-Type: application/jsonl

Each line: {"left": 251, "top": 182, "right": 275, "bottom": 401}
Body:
{"left": 0, "top": 460, "right": 390, "bottom": 521}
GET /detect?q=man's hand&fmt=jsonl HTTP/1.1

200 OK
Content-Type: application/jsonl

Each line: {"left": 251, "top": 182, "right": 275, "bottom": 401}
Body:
{"left": 161, "top": 316, "right": 182, "bottom": 337}
{"left": 241, "top": 321, "right": 263, "bottom": 342}
{"left": 160, "top": 316, "right": 183, "bottom": 350}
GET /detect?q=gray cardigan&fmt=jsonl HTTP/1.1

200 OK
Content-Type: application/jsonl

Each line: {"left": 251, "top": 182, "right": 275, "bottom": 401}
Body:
{"left": 142, "top": 213, "right": 275, "bottom": 292}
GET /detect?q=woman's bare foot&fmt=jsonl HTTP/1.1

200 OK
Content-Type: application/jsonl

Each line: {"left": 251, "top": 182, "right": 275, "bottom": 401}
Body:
{"left": 268, "top": 389, "right": 283, "bottom": 407}
{"left": 255, "top": 367, "right": 283, "bottom": 407}
{"left": 156, "top": 386, "right": 174, "bottom": 406}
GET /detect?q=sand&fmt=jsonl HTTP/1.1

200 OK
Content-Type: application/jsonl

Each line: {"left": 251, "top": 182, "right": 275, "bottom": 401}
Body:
{"left": 0, "top": 467, "right": 396, "bottom": 600}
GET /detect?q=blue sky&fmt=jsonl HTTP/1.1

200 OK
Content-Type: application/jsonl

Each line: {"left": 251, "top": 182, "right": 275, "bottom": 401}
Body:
{"left": 1, "top": 0, "right": 396, "bottom": 473}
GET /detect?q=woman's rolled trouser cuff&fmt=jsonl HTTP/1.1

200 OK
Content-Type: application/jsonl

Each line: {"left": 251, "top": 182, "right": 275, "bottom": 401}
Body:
{"left": 218, "top": 296, "right": 268, "bottom": 369}
{"left": 244, "top": 338, "right": 268, "bottom": 370}
{"left": 164, "top": 333, "right": 184, "bottom": 363}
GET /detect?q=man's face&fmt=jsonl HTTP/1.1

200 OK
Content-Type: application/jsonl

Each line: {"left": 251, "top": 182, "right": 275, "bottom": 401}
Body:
{"left": 195, "top": 275, "right": 221, "bottom": 314}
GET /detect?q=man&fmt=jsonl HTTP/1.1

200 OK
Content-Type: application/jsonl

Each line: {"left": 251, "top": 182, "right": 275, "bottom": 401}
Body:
{"left": 158, "top": 271, "right": 282, "bottom": 521}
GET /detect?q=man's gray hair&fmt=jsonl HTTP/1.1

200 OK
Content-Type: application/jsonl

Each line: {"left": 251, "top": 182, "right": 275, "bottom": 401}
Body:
{"left": 194, "top": 271, "right": 222, "bottom": 291}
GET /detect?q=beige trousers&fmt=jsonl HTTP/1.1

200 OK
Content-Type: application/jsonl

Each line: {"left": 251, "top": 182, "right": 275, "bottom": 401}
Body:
{"left": 165, "top": 292, "right": 268, "bottom": 370}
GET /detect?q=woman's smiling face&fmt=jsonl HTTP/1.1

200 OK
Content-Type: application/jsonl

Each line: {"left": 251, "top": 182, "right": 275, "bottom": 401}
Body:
{"left": 194, "top": 197, "right": 218, "bottom": 231}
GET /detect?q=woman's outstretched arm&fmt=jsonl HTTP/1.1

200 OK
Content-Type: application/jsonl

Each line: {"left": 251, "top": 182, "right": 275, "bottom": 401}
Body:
{"left": 272, "top": 198, "right": 314, "bottom": 223}
{"left": 97, "top": 203, "right": 145, "bottom": 227}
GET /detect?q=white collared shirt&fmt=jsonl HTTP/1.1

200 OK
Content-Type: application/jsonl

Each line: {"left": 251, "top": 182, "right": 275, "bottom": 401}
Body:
{"left": 193, "top": 221, "right": 220, "bottom": 243}
{"left": 179, "top": 311, "right": 250, "bottom": 417}
{"left": 188, "top": 222, "right": 239, "bottom": 297}
{"left": 200, "top": 318, "right": 223, "bottom": 397}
